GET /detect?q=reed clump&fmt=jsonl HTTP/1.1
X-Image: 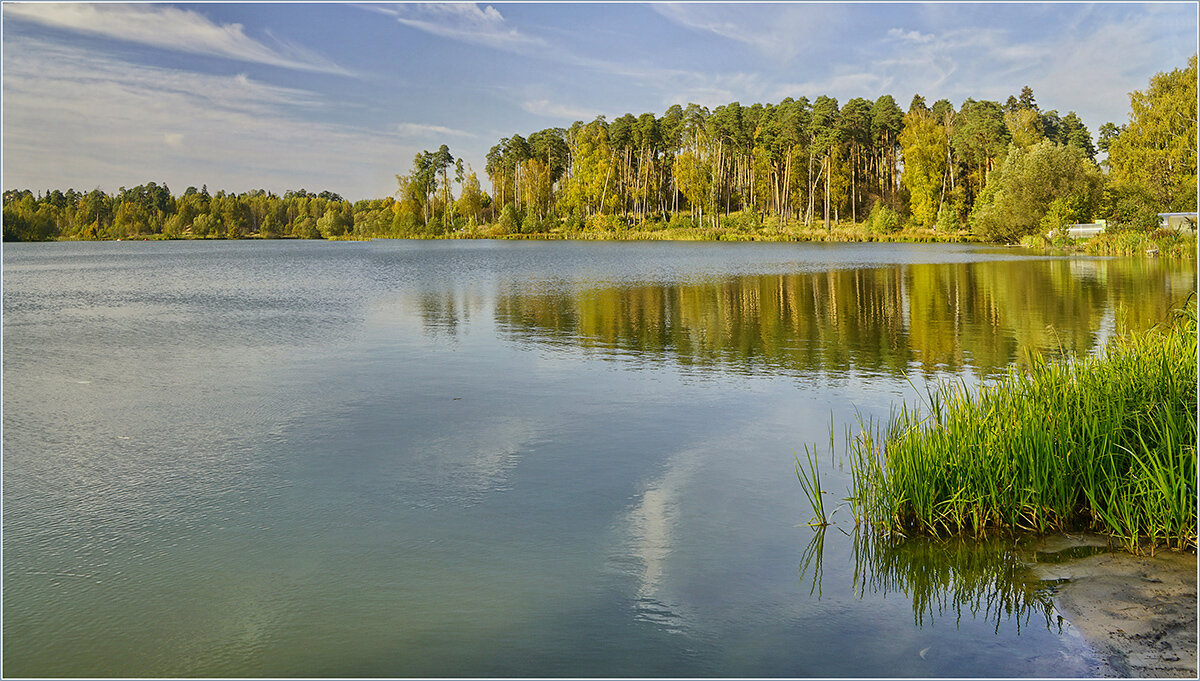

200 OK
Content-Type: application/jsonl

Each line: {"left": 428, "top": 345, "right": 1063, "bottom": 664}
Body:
{"left": 849, "top": 304, "right": 1197, "bottom": 553}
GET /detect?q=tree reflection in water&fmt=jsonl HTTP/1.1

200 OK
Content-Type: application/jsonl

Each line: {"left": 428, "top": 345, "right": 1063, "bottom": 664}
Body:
{"left": 492, "top": 258, "right": 1195, "bottom": 379}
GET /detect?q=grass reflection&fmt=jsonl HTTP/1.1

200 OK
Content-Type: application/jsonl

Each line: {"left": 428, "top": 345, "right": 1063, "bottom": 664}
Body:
{"left": 852, "top": 532, "right": 1059, "bottom": 634}
{"left": 801, "top": 530, "right": 1060, "bottom": 633}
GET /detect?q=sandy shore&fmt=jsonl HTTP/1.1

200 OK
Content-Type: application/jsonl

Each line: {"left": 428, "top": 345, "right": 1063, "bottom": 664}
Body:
{"left": 1030, "top": 535, "right": 1197, "bottom": 678}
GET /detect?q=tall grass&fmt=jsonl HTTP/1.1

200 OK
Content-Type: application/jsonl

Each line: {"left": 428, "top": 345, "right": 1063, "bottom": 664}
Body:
{"left": 795, "top": 446, "right": 829, "bottom": 527}
{"left": 849, "top": 304, "right": 1197, "bottom": 553}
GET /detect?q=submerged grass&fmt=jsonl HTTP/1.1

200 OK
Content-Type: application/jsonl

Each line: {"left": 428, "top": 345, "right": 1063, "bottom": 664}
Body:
{"left": 848, "top": 303, "right": 1197, "bottom": 553}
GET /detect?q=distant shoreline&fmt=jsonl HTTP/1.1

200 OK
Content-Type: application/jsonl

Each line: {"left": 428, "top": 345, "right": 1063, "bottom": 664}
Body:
{"left": 22, "top": 228, "right": 1194, "bottom": 258}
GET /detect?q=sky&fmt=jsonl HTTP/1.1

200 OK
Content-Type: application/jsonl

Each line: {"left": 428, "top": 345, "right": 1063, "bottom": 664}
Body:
{"left": 3, "top": 2, "right": 1196, "bottom": 201}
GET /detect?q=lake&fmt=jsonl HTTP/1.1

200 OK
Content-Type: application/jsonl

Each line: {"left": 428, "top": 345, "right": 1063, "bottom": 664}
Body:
{"left": 3, "top": 239, "right": 1194, "bottom": 677}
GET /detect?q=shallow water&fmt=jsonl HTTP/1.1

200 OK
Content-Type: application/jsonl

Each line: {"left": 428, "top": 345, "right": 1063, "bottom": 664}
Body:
{"left": 3, "top": 239, "right": 1193, "bottom": 677}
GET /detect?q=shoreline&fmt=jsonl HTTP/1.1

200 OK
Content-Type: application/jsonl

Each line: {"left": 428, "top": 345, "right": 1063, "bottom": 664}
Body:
{"left": 9, "top": 231, "right": 1193, "bottom": 258}
{"left": 1031, "top": 536, "right": 1198, "bottom": 677}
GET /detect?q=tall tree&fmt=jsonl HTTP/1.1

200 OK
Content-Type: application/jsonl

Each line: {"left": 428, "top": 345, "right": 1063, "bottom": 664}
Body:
{"left": 952, "top": 99, "right": 1009, "bottom": 199}
{"left": 871, "top": 95, "right": 903, "bottom": 207}
{"left": 1106, "top": 54, "right": 1198, "bottom": 212}
{"left": 1004, "top": 108, "right": 1044, "bottom": 148}
{"left": 899, "top": 110, "right": 948, "bottom": 229}
{"left": 808, "top": 95, "right": 841, "bottom": 228}
{"left": 840, "top": 97, "right": 873, "bottom": 224}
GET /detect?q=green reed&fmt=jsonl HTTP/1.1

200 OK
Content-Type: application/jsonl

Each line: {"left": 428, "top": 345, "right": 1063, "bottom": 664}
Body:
{"left": 795, "top": 446, "right": 829, "bottom": 527}
{"left": 849, "top": 304, "right": 1197, "bottom": 553}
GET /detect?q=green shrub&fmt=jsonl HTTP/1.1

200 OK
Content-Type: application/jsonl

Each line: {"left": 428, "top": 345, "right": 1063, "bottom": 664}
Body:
{"left": 866, "top": 203, "right": 902, "bottom": 234}
{"left": 1107, "top": 197, "right": 1160, "bottom": 233}
{"left": 934, "top": 203, "right": 958, "bottom": 232}
{"left": 847, "top": 305, "right": 1197, "bottom": 552}
{"left": 668, "top": 213, "right": 697, "bottom": 231}
{"left": 497, "top": 204, "right": 519, "bottom": 235}
{"left": 721, "top": 211, "right": 762, "bottom": 232}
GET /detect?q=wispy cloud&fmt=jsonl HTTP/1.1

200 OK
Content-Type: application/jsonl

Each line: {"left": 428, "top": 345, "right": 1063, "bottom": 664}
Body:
{"left": 2, "top": 35, "right": 406, "bottom": 197}
{"left": 396, "top": 122, "right": 477, "bottom": 138}
{"left": 651, "top": 3, "right": 847, "bottom": 62}
{"left": 3, "top": 3, "right": 350, "bottom": 75}
{"left": 521, "top": 99, "right": 600, "bottom": 121}
{"left": 370, "top": 3, "right": 546, "bottom": 54}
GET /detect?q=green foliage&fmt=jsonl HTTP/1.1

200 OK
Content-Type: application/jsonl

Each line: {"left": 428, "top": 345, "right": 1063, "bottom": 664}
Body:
{"left": 586, "top": 213, "right": 622, "bottom": 231}
{"left": 10, "top": 60, "right": 1189, "bottom": 246}
{"left": 866, "top": 202, "right": 902, "bottom": 234}
{"left": 2, "top": 197, "right": 56, "bottom": 241}
{"left": 455, "top": 171, "right": 484, "bottom": 226}
{"left": 1003, "top": 108, "right": 1044, "bottom": 148}
{"left": 667, "top": 213, "right": 696, "bottom": 231}
{"left": 1106, "top": 195, "right": 1161, "bottom": 233}
{"left": 848, "top": 305, "right": 1198, "bottom": 552}
{"left": 193, "top": 212, "right": 220, "bottom": 238}
{"left": 970, "top": 140, "right": 1103, "bottom": 242}
{"left": 520, "top": 211, "right": 544, "bottom": 234}
{"left": 389, "top": 206, "right": 415, "bottom": 236}
{"left": 899, "top": 112, "right": 947, "bottom": 228}
{"left": 563, "top": 209, "right": 585, "bottom": 232}
{"left": 260, "top": 213, "right": 281, "bottom": 239}
{"left": 1037, "top": 194, "right": 1088, "bottom": 236}
{"left": 2, "top": 185, "right": 378, "bottom": 241}
{"left": 720, "top": 211, "right": 761, "bottom": 232}
{"left": 317, "top": 203, "right": 352, "bottom": 238}
{"left": 934, "top": 202, "right": 958, "bottom": 232}
{"left": 291, "top": 215, "right": 317, "bottom": 239}
{"left": 1107, "top": 54, "right": 1197, "bottom": 213}
{"left": 496, "top": 203, "right": 519, "bottom": 235}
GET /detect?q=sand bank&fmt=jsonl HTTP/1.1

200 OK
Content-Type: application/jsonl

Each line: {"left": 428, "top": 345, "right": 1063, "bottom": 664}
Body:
{"left": 1031, "top": 536, "right": 1197, "bottom": 678}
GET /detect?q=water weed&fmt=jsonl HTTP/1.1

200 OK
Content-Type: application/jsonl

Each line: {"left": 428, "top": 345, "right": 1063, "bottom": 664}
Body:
{"left": 846, "top": 304, "right": 1197, "bottom": 553}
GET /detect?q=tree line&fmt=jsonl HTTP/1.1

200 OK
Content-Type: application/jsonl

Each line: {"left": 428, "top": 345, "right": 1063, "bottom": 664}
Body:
{"left": 5, "top": 56, "right": 1194, "bottom": 243}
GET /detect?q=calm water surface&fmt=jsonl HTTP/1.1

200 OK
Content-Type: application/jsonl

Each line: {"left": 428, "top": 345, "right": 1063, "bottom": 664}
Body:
{"left": 3, "top": 240, "right": 1194, "bottom": 677}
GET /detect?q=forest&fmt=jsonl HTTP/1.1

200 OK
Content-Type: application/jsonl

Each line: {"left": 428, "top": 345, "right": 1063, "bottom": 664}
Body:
{"left": 4, "top": 56, "right": 1195, "bottom": 245}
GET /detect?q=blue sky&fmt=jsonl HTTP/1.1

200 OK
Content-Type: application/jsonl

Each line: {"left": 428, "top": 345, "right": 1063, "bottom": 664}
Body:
{"left": 3, "top": 2, "right": 1196, "bottom": 201}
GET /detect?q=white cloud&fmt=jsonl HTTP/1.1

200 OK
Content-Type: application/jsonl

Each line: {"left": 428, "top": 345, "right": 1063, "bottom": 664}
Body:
{"left": 1029, "top": 12, "right": 1193, "bottom": 129}
{"left": 372, "top": 3, "right": 546, "bottom": 53}
{"left": 872, "top": 7, "right": 1194, "bottom": 131}
{"left": 396, "top": 123, "right": 477, "bottom": 138}
{"left": 886, "top": 28, "right": 935, "bottom": 45}
{"left": 521, "top": 99, "right": 598, "bottom": 121}
{"left": 651, "top": 3, "right": 847, "bottom": 62}
{"left": 2, "top": 36, "right": 408, "bottom": 198}
{"left": 3, "top": 3, "right": 350, "bottom": 75}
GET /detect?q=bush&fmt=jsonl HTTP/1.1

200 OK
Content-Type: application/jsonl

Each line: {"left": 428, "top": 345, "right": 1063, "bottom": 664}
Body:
{"left": 866, "top": 203, "right": 902, "bottom": 234}
{"left": 934, "top": 203, "right": 958, "bottom": 232}
{"left": 970, "top": 141, "right": 1104, "bottom": 243}
{"left": 520, "top": 212, "right": 544, "bottom": 234}
{"left": 667, "top": 213, "right": 697, "bottom": 231}
{"left": 497, "top": 204, "right": 519, "bottom": 235}
{"left": 563, "top": 210, "right": 584, "bottom": 232}
{"left": 586, "top": 213, "right": 621, "bottom": 231}
{"left": 1107, "top": 197, "right": 1161, "bottom": 233}
{"left": 721, "top": 211, "right": 762, "bottom": 232}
